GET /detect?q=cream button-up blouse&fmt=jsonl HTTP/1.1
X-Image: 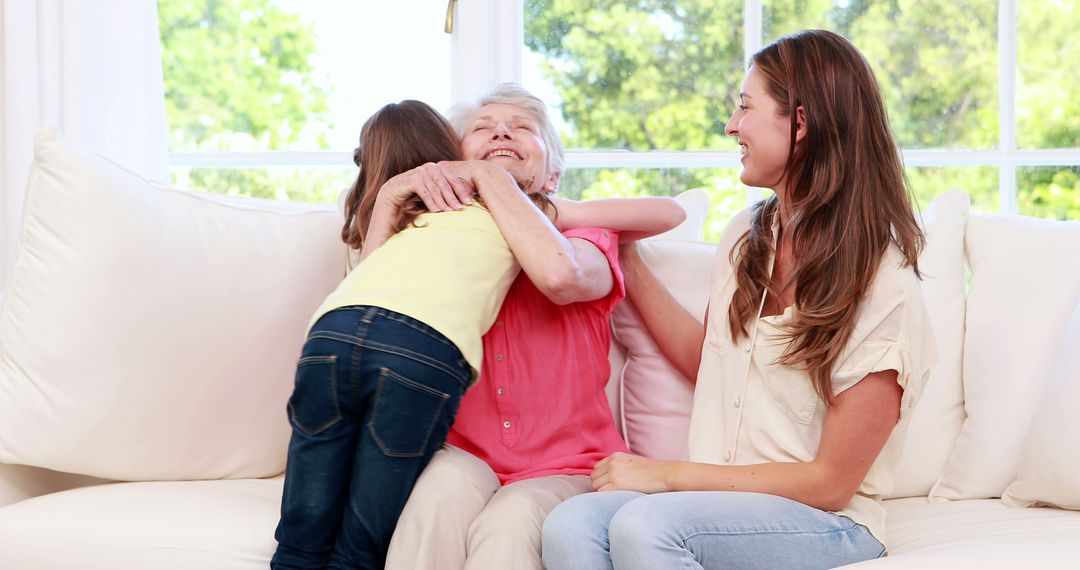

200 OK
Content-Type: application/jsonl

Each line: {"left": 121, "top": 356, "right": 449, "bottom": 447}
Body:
{"left": 688, "top": 208, "right": 937, "bottom": 549}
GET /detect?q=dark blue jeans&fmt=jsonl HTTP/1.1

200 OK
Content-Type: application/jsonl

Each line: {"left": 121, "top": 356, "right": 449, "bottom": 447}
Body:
{"left": 271, "top": 306, "right": 470, "bottom": 570}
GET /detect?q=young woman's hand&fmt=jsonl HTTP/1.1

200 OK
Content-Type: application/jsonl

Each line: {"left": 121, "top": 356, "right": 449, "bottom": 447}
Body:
{"left": 377, "top": 162, "right": 475, "bottom": 212}
{"left": 590, "top": 452, "right": 678, "bottom": 494}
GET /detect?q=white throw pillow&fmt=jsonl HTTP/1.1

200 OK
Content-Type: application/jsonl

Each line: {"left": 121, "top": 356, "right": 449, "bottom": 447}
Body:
{"left": 930, "top": 214, "right": 1080, "bottom": 500}
{"left": 1001, "top": 300, "right": 1080, "bottom": 510}
{"left": 649, "top": 188, "right": 709, "bottom": 241}
{"left": 0, "top": 129, "right": 346, "bottom": 480}
{"left": 887, "top": 190, "right": 970, "bottom": 498}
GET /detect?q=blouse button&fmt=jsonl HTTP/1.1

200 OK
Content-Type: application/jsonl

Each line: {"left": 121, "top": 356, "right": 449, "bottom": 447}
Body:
{"left": 744, "top": 345, "right": 751, "bottom": 353}
{"left": 495, "top": 321, "right": 504, "bottom": 328}
{"left": 502, "top": 420, "right": 511, "bottom": 429}
{"left": 497, "top": 387, "right": 506, "bottom": 395}
{"left": 734, "top": 398, "right": 741, "bottom": 408}
{"left": 496, "top": 353, "right": 504, "bottom": 361}
{"left": 724, "top": 450, "right": 732, "bottom": 462}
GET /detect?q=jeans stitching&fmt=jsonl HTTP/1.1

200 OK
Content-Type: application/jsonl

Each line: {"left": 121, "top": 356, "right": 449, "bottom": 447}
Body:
{"left": 372, "top": 310, "right": 459, "bottom": 352}
{"left": 309, "top": 330, "right": 469, "bottom": 386}
{"left": 288, "top": 355, "right": 341, "bottom": 436}
{"left": 330, "top": 305, "right": 460, "bottom": 353}
{"left": 297, "top": 355, "right": 336, "bottom": 365}
{"left": 679, "top": 522, "right": 862, "bottom": 540}
{"left": 367, "top": 367, "right": 451, "bottom": 458}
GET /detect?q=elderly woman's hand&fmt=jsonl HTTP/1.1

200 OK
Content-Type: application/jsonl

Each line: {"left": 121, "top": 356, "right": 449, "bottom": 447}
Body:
{"left": 377, "top": 162, "right": 475, "bottom": 212}
{"left": 590, "top": 452, "right": 677, "bottom": 493}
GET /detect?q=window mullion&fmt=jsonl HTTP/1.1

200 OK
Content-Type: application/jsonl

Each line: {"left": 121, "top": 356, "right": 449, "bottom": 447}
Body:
{"left": 999, "top": 0, "right": 1018, "bottom": 214}
{"left": 451, "top": 0, "right": 522, "bottom": 105}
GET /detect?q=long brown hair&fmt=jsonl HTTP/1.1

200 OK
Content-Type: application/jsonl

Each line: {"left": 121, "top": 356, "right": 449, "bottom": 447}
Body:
{"left": 727, "top": 30, "right": 925, "bottom": 405}
{"left": 341, "top": 100, "right": 462, "bottom": 250}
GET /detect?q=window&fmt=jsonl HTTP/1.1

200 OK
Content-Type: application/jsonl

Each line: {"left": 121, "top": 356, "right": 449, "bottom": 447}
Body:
{"left": 160, "top": 0, "right": 1079, "bottom": 242}
{"left": 524, "top": 0, "right": 1080, "bottom": 239}
{"left": 159, "top": 0, "right": 452, "bottom": 202}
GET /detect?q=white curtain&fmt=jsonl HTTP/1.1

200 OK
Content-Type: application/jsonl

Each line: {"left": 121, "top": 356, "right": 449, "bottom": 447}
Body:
{"left": 0, "top": 0, "right": 169, "bottom": 295}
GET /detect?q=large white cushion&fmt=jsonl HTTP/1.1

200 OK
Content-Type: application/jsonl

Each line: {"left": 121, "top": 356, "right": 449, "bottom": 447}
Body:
{"left": 839, "top": 497, "right": 1080, "bottom": 568}
{"left": 0, "top": 129, "right": 345, "bottom": 480}
{"left": 1001, "top": 300, "right": 1080, "bottom": 510}
{"left": 887, "top": 190, "right": 969, "bottom": 498}
{"left": 0, "top": 478, "right": 282, "bottom": 569}
{"left": 930, "top": 214, "right": 1080, "bottom": 500}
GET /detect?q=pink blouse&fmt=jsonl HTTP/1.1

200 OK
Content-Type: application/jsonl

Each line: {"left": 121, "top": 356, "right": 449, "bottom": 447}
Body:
{"left": 446, "top": 227, "right": 629, "bottom": 485}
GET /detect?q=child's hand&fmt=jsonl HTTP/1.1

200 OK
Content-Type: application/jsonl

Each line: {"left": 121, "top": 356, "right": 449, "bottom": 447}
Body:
{"left": 378, "top": 162, "right": 475, "bottom": 212}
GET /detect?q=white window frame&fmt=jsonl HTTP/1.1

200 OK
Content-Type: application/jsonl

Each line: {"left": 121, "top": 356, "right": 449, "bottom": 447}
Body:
{"left": 169, "top": 0, "right": 1080, "bottom": 216}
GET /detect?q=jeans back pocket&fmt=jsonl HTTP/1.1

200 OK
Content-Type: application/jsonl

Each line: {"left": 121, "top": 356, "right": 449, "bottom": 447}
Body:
{"left": 367, "top": 367, "right": 451, "bottom": 458}
{"left": 287, "top": 355, "right": 342, "bottom": 436}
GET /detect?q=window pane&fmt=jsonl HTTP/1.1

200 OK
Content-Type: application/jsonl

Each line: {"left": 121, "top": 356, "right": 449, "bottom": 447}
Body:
{"left": 160, "top": 0, "right": 451, "bottom": 153}
{"left": 524, "top": 1, "right": 744, "bottom": 152}
{"left": 764, "top": 0, "right": 998, "bottom": 150}
{"left": 170, "top": 166, "right": 355, "bottom": 204}
{"left": 561, "top": 168, "right": 745, "bottom": 242}
{"left": 906, "top": 167, "right": 998, "bottom": 214}
{"left": 1018, "top": 2, "right": 1080, "bottom": 149}
{"left": 1018, "top": 166, "right": 1080, "bottom": 220}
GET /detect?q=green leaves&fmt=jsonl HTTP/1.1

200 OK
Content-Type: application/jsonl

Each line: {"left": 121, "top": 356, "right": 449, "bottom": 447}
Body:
{"left": 525, "top": 0, "right": 1078, "bottom": 229}
{"left": 159, "top": 0, "right": 329, "bottom": 152}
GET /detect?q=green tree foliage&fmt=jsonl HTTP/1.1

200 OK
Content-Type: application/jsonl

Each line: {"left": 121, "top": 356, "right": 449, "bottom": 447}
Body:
{"left": 159, "top": 0, "right": 345, "bottom": 203}
{"left": 527, "top": 0, "right": 1078, "bottom": 239}
{"left": 527, "top": 0, "right": 748, "bottom": 239}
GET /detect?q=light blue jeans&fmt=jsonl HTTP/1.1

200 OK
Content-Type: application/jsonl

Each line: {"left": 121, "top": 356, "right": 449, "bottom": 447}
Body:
{"left": 542, "top": 491, "right": 885, "bottom": 570}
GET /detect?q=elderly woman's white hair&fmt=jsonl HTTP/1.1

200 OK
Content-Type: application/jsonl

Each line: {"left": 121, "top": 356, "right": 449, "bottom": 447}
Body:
{"left": 449, "top": 83, "right": 565, "bottom": 186}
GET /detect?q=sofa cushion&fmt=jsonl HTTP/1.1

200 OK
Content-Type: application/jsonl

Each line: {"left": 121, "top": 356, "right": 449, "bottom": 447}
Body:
{"left": 1001, "top": 300, "right": 1080, "bottom": 510}
{"left": 611, "top": 238, "right": 716, "bottom": 460}
{"left": 881, "top": 497, "right": 1080, "bottom": 556}
{"left": 0, "top": 478, "right": 281, "bottom": 569}
{"left": 887, "top": 190, "right": 969, "bottom": 498}
{"left": 0, "top": 129, "right": 345, "bottom": 480}
{"left": 930, "top": 214, "right": 1080, "bottom": 501}
{"left": 836, "top": 497, "right": 1080, "bottom": 568}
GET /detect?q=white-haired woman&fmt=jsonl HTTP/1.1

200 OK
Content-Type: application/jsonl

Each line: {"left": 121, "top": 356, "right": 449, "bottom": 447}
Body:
{"left": 357, "top": 84, "right": 686, "bottom": 570}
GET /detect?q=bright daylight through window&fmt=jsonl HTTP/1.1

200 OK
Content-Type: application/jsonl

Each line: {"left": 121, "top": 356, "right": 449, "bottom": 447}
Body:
{"left": 160, "top": 0, "right": 1080, "bottom": 241}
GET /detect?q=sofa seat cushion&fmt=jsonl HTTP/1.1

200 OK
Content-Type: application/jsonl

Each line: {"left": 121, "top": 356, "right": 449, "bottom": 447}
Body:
{"left": 0, "top": 478, "right": 282, "bottom": 569}
{"left": 839, "top": 498, "right": 1080, "bottom": 568}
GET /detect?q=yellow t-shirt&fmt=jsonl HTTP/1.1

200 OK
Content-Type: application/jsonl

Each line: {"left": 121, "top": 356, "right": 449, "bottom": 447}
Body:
{"left": 689, "top": 208, "right": 937, "bottom": 550}
{"left": 310, "top": 205, "right": 519, "bottom": 376}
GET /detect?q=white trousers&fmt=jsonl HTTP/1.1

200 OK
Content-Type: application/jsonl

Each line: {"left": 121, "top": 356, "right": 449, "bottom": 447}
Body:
{"left": 385, "top": 445, "right": 593, "bottom": 570}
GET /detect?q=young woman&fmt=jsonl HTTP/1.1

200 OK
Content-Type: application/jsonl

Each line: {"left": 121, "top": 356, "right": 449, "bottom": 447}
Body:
{"left": 542, "top": 30, "right": 937, "bottom": 569}
{"left": 271, "top": 100, "right": 549, "bottom": 570}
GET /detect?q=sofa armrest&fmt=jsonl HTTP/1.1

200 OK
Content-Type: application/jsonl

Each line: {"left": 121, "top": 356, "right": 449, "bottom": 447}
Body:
{"left": 0, "top": 462, "right": 108, "bottom": 508}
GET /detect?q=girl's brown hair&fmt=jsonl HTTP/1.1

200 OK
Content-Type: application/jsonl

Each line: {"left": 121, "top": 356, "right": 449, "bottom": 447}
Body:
{"left": 341, "top": 100, "right": 462, "bottom": 250}
{"left": 727, "top": 30, "right": 925, "bottom": 405}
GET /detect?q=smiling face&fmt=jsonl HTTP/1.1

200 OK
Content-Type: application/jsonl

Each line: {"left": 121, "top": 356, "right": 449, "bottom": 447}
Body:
{"left": 725, "top": 66, "right": 799, "bottom": 194}
{"left": 460, "top": 103, "right": 553, "bottom": 193}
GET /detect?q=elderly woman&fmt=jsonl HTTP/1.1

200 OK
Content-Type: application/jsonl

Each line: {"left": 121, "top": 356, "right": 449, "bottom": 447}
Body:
{"left": 360, "top": 84, "right": 685, "bottom": 570}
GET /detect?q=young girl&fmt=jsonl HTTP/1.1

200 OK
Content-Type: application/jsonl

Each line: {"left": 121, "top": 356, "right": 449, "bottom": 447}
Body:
{"left": 270, "top": 100, "right": 547, "bottom": 570}
{"left": 542, "top": 30, "right": 938, "bottom": 569}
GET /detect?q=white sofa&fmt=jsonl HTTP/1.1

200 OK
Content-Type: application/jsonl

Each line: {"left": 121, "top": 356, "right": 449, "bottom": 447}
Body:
{"left": 0, "top": 131, "right": 1078, "bottom": 569}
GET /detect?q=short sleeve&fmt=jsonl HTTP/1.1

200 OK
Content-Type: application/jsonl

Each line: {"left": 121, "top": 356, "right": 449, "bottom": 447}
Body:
{"left": 563, "top": 227, "right": 625, "bottom": 313}
{"left": 830, "top": 261, "right": 939, "bottom": 421}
